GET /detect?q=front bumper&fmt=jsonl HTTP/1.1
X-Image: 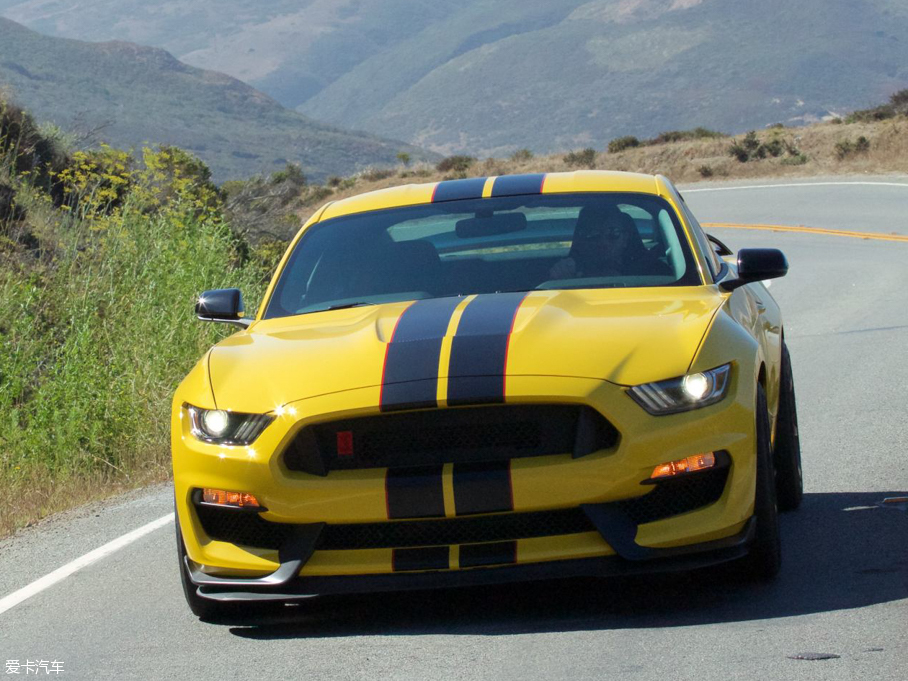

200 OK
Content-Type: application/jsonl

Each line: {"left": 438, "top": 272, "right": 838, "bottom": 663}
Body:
{"left": 172, "top": 373, "right": 758, "bottom": 587}
{"left": 189, "top": 517, "right": 756, "bottom": 602}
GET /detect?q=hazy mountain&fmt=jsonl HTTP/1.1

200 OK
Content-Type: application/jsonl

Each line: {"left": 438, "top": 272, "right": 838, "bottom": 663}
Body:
{"left": 0, "top": 17, "right": 429, "bottom": 181}
{"left": 2, "top": 0, "right": 907, "bottom": 156}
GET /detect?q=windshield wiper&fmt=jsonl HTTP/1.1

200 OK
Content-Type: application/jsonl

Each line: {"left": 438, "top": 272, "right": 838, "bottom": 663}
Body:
{"left": 323, "top": 301, "right": 378, "bottom": 311}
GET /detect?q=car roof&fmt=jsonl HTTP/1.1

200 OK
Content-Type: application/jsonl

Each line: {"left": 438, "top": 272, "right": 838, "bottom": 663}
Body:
{"left": 318, "top": 170, "right": 666, "bottom": 222}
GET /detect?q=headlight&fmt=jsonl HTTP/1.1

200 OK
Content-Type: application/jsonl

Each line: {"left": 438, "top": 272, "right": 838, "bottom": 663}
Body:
{"left": 627, "top": 364, "right": 731, "bottom": 415}
{"left": 186, "top": 405, "right": 274, "bottom": 445}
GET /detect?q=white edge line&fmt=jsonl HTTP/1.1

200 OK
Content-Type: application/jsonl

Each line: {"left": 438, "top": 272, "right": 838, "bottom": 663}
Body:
{"left": 683, "top": 181, "right": 908, "bottom": 193}
{"left": 0, "top": 513, "right": 174, "bottom": 616}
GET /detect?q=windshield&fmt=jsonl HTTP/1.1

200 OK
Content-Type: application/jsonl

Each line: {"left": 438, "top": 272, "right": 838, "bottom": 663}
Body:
{"left": 264, "top": 192, "right": 700, "bottom": 319}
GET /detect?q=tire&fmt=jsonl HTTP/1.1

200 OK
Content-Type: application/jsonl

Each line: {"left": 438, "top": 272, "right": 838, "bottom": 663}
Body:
{"left": 175, "top": 517, "right": 251, "bottom": 621}
{"left": 774, "top": 342, "right": 803, "bottom": 511}
{"left": 738, "top": 383, "right": 782, "bottom": 582}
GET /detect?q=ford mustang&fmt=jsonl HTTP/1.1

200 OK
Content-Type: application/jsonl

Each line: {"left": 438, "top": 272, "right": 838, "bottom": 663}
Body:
{"left": 172, "top": 171, "right": 802, "bottom": 619}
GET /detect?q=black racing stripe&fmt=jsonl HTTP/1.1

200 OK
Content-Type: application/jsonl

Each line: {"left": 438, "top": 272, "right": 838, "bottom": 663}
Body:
{"left": 447, "top": 292, "right": 526, "bottom": 406}
{"left": 392, "top": 546, "right": 449, "bottom": 572}
{"left": 386, "top": 466, "right": 445, "bottom": 519}
{"left": 381, "top": 297, "right": 462, "bottom": 412}
{"left": 459, "top": 541, "right": 517, "bottom": 568}
{"left": 491, "top": 173, "right": 546, "bottom": 197}
{"left": 452, "top": 461, "right": 513, "bottom": 516}
{"left": 432, "top": 177, "right": 487, "bottom": 203}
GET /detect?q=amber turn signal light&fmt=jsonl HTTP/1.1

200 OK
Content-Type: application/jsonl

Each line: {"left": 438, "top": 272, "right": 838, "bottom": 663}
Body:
{"left": 201, "top": 488, "right": 261, "bottom": 508}
{"left": 651, "top": 452, "right": 716, "bottom": 480}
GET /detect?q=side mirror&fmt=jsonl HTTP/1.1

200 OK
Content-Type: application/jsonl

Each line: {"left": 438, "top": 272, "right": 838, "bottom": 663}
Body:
{"left": 195, "top": 288, "right": 251, "bottom": 328}
{"left": 720, "top": 249, "right": 788, "bottom": 292}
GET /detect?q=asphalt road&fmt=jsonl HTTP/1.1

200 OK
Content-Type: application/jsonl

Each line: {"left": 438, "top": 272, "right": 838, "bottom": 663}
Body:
{"left": 1, "top": 178, "right": 906, "bottom": 680}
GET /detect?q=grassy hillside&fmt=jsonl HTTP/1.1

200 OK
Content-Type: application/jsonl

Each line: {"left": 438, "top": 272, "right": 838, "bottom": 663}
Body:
{"left": 0, "top": 17, "right": 431, "bottom": 182}
{"left": 0, "top": 100, "right": 275, "bottom": 534}
{"left": 252, "top": 106, "right": 907, "bottom": 238}
{"left": 4, "top": 0, "right": 907, "bottom": 157}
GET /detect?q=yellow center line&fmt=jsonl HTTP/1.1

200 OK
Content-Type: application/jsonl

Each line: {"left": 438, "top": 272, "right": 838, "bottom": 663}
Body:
{"left": 703, "top": 222, "right": 908, "bottom": 243}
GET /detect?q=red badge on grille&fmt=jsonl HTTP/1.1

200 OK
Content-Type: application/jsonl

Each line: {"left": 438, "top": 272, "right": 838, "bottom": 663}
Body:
{"left": 336, "top": 431, "right": 354, "bottom": 456}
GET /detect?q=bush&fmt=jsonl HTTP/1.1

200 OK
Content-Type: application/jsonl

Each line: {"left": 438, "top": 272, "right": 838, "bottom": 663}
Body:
{"left": 848, "top": 88, "right": 908, "bottom": 122}
{"left": 697, "top": 165, "right": 714, "bottom": 178}
{"left": 763, "top": 139, "right": 785, "bottom": 158}
{"left": 360, "top": 167, "right": 395, "bottom": 182}
{"left": 835, "top": 136, "right": 871, "bottom": 159}
{"left": 0, "top": 147, "right": 272, "bottom": 532}
{"left": 563, "top": 148, "right": 597, "bottom": 168}
{"left": 729, "top": 142, "right": 750, "bottom": 163}
{"left": 780, "top": 154, "right": 808, "bottom": 166}
{"left": 436, "top": 155, "right": 475, "bottom": 173}
{"left": 728, "top": 131, "right": 800, "bottom": 163}
{"left": 510, "top": 148, "right": 534, "bottom": 162}
{"left": 269, "top": 163, "right": 306, "bottom": 187}
{"left": 608, "top": 136, "right": 640, "bottom": 153}
{"left": 651, "top": 128, "right": 725, "bottom": 144}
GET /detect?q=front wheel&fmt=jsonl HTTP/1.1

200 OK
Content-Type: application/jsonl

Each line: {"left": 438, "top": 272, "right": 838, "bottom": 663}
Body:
{"left": 738, "top": 383, "right": 782, "bottom": 581}
{"left": 175, "top": 518, "right": 249, "bottom": 621}
{"left": 774, "top": 342, "right": 803, "bottom": 511}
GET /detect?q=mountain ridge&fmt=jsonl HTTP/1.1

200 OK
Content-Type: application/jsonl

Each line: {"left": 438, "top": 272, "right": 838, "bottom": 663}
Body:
{"left": 0, "top": 16, "right": 431, "bottom": 181}
{"left": 2, "top": 0, "right": 908, "bottom": 156}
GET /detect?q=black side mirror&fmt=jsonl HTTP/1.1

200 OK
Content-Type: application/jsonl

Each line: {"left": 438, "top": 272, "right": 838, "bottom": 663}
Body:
{"left": 720, "top": 249, "right": 788, "bottom": 292}
{"left": 195, "top": 288, "right": 251, "bottom": 328}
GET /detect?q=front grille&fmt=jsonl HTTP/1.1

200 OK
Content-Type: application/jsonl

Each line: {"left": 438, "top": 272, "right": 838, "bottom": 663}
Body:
{"left": 195, "top": 465, "right": 729, "bottom": 551}
{"left": 283, "top": 404, "right": 618, "bottom": 475}
{"left": 195, "top": 505, "right": 595, "bottom": 551}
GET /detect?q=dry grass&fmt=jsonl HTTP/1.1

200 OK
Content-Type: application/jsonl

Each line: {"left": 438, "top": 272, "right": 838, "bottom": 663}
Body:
{"left": 0, "top": 455, "right": 170, "bottom": 538}
{"left": 297, "top": 118, "right": 908, "bottom": 224}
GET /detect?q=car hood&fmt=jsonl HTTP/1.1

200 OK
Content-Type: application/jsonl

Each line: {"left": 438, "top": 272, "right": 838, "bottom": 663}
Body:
{"left": 208, "top": 288, "right": 725, "bottom": 412}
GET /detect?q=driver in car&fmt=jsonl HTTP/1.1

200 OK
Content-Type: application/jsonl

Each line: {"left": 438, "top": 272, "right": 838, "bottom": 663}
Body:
{"left": 550, "top": 205, "right": 671, "bottom": 280}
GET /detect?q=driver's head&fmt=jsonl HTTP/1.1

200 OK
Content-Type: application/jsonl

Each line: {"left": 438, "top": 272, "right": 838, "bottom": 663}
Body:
{"left": 572, "top": 205, "right": 637, "bottom": 258}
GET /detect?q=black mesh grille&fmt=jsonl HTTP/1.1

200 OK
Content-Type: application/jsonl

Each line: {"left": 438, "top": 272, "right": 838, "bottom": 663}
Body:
{"left": 195, "top": 465, "right": 729, "bottom": 551}
{"left": 195, "top": 505, "right": 595, "bottom": 551}
{"left": 319, "top": 508, "right": 594, "bottom": 550}
{"left": 617, "top": 466, "right": 729, "bottom": 525}
{"left": 283, "top": 404, "right": 618, "bottom": 475}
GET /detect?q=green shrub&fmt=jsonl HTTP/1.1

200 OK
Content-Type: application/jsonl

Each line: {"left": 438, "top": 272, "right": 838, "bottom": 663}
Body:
{"left": 780, "top": 154, "right": 808, "bottom": 166}
{"left": 651, "top": 128, "right": 725, "bottom": 144}
{"left": 563, "top": 148, "right": 597, "bottom": 168}
{"left": 763, "top": 139, "right": 785, "bottom": 157}
{"left": 729, "top": 142, "right": 750, "bottom": 163}
{"left": 436, "top": 155, "right": 475, "bottom": 173}
{"left": 269, "top": 163, "right": 306, "bottom": 187}
{"left": 396, "top": 152, "right": 411, "bottom": 167}
{"left": 0, "top": 155, "right": 271, "bottom": 508}
{"left": 608, "top": 136, "right": 640, "bottom": 153}
{"left": 728, "top": 131, "right": 798, "bottom": 163}
{"left": 835, "top": 136, "right": 871, "bottom": 159}
{"left": 510, "top": 148, "right": 534, "bottom": 162}
{"left": 360, "top": 167, "right": 395, "bottom": 182}
{"left": 845, "top": 90, "right": 908, "bottom": 123}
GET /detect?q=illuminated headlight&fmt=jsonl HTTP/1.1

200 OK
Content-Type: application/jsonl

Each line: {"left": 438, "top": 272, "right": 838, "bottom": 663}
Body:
{"left": 627, "top": 364, "right": 731, "bottom": 415}
{"left": 186, "top": 405, "right": 274, "bottom": 445}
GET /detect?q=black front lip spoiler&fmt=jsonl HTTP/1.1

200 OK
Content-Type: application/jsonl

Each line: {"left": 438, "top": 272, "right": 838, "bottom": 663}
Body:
{"left": 191, "top": 516, "right": 756, "bottom": 602}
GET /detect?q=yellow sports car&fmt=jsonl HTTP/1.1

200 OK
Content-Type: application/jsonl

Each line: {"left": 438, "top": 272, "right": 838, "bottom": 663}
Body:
{"left": 172, "top": 171, "right": 802, "bottom": 618}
